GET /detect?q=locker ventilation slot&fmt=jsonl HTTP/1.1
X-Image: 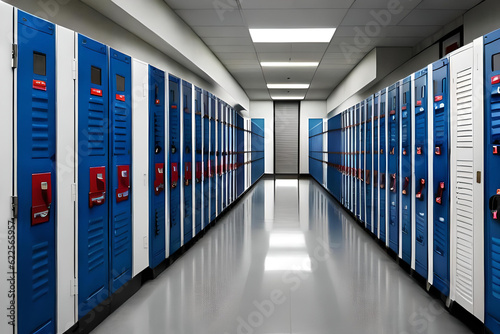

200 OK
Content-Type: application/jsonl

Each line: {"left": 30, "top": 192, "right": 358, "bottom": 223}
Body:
{"left": 416, "top": 114, "right": 426, "bottom": 144}
{"left": 32, "top": 92, "right": 50, "bottom": 158}
{"left": 88, "top": 217, "right": 105, "bottom": 271}
{"left": 491, "top": 237, "right": 500, "bottom": 299}
{"left": 416, "top": 212, "right": 426, "bottom": 245}
{"left": 455, "top": 160, "right": 474, "bottom": 304}
{"left": 113, "top": 211, "right": 130, "bottom": 257}
{"left": 88, "top": 99, "right": 106, "bottom": 156}
{"left": 112, "top": 102, "right": 129, "bottom": 156}
{"left": 31, "top": 242, "right": 49, "bottom": 301}
{"left": 456, "top": 69, "right": 473, "bottom": 148}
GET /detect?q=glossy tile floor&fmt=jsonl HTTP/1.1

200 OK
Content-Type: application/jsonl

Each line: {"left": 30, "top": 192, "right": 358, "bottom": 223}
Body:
{"left": 92, "top": 178, "right": 471, "bottom": 334}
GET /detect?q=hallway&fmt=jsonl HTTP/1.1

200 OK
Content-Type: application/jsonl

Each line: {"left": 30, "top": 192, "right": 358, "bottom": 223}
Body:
{"left": 92, "top": 178, "right": 471, "bottom": 334}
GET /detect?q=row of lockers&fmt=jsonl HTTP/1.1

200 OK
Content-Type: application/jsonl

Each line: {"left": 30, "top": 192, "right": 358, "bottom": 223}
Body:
{"left": 0, "top": 5, "right": 265, "bottom": 334}
{"left": 310, "top": 27, "right": 500, "bottom": 333}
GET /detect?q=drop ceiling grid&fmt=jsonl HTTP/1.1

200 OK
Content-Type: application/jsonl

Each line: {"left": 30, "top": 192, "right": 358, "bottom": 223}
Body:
{"left": 163, "top": 0, "right": 484, "bottom": 100}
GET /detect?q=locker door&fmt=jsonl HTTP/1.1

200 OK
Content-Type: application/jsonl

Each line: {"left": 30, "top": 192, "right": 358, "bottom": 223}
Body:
{"left": 217, "top": 100, "right": 222, "bottom": 215}
{"left": 149, "top": 66, "right": 166, "bottom": 269}
{"left": 237, "top": 114, "right": 245, "bottom": 197}
{"left": 484, "top": 31, "right": 500, "bottom": 331}
{"left": 366, "top": 98, "right": 373, "bottom": 233}
{"left": 195, "top": 87, "right": 202, "bottom": 234}
{"left": 108, "top": 48, "right": 132, "bottom": 293}
{"left": 388, "top": 83, "right": 400, "bottom": 253}
{"left": 222, "top": 104, "right": 227, "bottom": 210}
{"left": 355, "top": 104, "right": 360, "bottom": 220}
{"left": 168, "top": 75, "right": 181, "bottom": 254}
{"left": 400, "top": 77, "right": 412, "bottom": 264}
{"left": 203, "top": 91, "right": 210, "bottom": 227}
{"left": 17, "top": 11, "right": 57, "bottom": 334}
{"left": 431, "top": 60, "right": 450, "bottom": 296}
{"left": 182, "top": 81, "right": 193, "bottom": 243}
{"left": 360, "top": 104, "right": 365, "bottom": 223}
{"left": 77, "top": 34, "right": 109, "bottom": 318}
{"left": 380, "top": 89, "right": 388, "bottom": 243}
{"left": 374, "top": 94, "right": 379, "bottom": 237}
{"left": 210, "top": 95, "right": 216, "bottom": 222}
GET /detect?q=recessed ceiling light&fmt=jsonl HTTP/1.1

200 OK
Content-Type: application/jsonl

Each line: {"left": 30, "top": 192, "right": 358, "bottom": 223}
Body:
{"left": 249, "top": 28, "right": 336, "bottom": 43}
{"left": 271, "top": 96, "right": 305, "bottom": 100}
{"left": 261, "top": 62, "right": 319, "bottom": 67}
{"left": 267, "top": 84, "right": 310, "bottom": 89}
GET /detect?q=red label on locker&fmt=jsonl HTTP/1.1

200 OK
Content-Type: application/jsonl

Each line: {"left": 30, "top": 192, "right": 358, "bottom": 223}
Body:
{"left": 492, "top": 76, "right": 500, "bottom": 85}
{"left": 91, "top": 88, "right": 103, "bottom": 97}
{"left": 154, "top": 163, "right": 165, "bottom": 195}
{"left": 434, "top": 95, "right": 443, "bottom": 102}
{"left": 89, "top": 166, "right": 106, "bottom": 208}
{"left": 155, "top": 99, "right": 160, "bottom": 105}
{"left": 32, "top": 173, "right": 52, "bottom": 225}
{"left": 116, "top": 165, "right": 130, "bottom": 203}
{"left": 416, "top": 100, "right": 422, "bottom": 106}
{"left": 402, "top": 106, "right": 407, "bottom": 111}
{"left": 33, "top": 80, "right": 47, "bottom": 91}
{"left": 171, "top": 105, "right": 178, "bottom": 109}
{"left": 116, "top": 94, "right": 126, "bottom": 102}
{"left": 494, "top": 146, "right": 498, "bottom": 155}
{"left": 390, "top": 110, "right": 396, "bottom": 115}
{"left": 171, "top": 163, "right": 179, "bottom": 188}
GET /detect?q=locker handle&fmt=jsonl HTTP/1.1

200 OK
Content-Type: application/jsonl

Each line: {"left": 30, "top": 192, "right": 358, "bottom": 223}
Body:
{"left": 402, "top": 176, "right": 409, "bottom": 195}
{"left": 374, "top": 171, "right": 378, "bottom": 188}
{"left": 154, "top": 163, "right": 165, "bottom": 195}
{"left": 32, "top": 173, "right": 52, "bottom": 225}
{"left": 416, "top": 179, "right": 425, "bottom": 200}
{"left": 89, "top": 167, "right": 106, "bottom": 208}
{"left": 489, "top": 194, "right": 500, "bottom": 220}
{"left": 366, "top": 170, "right": 371, "bottom": 185}
{"left": 435, "top": 182, "right": 445, "bottom": 205}
{"left": 380, "top": 173, "right": 385, "bottom": 189}
{"left": 390, "top": 174, "right": 397, "bottom": 193}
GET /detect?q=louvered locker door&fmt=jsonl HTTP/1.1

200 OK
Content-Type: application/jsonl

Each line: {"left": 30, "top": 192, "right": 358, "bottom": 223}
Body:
{"left": 182, "top": 81, "right": 193, "bottom": 243}
{"left": 450, "top": 41, "right": 484, "bottom": 321}
{"left": 400, "top": 77, "right": 412, "bottom": 265}
{"left": 380, "top": 89, "right": 388, "bottom": 244}
{"left": 194, "top": 87, "right": 202, "bottom": 235}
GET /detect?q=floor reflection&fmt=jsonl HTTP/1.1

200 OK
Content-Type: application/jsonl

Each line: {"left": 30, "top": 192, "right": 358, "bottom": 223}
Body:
{"left": 92, "top": 178, "right": 471, "bottom": 334}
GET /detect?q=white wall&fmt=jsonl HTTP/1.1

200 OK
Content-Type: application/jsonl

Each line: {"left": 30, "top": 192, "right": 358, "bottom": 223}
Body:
{"left": 300, "top": 101, "right": 328, "bottom": 174}
{"left": 249, "top": 101, "right": 274, "bottom": 174}
{"left": 464, "top": 0, "right": 500, "bottom": 44}
{"left": 4, "top": 0, "right": 248, "bottom": 109}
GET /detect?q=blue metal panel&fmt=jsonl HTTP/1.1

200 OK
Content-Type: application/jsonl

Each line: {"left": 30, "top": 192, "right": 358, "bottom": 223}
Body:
{"left": 401, "top": 77, "right": 412, "bottom": 265}
{"left": 210, "top": 94, "right": 216, "bottom": 222}
{"left": 431, "top": 60, "right": 450, "bottom": 295}
{"left": 77, "top": 34, "right": 109, "bottom": 318}
{"left": 203, "top": 91, "right": 210, "bottom": 228}
{"left": 222, "top": 104, "right": 227, "bottom": 210}
{"left": 182, "top": 81, "right": 193, "bottom": 243}
{"left": 379, "top": 89, "right": 387, "bottom": 243}
{"left": 309, "top": 119, "right": 323, "bottom": 183}
{"left": 356, "top": 103, "right": 361, "bottom": 220}
{"left": 485, "top": 29, "right": 500, "bottom": 333}
{"left": 360, "top": 104, "right": 365, "bottom": 223}
{"left": 149, "top": 65, "right": 166, "bottom": 269}
{"left": 217, "top": 100, "right": 222, "bottom": 214}
{"left": 388, "top": 83, "right": 400, "bottom": 253}
{"left": 109, "top": 48, "right": 132, "bottom": 293}
{"left": 168, "top": 75, "right": 181, "bottom": 254}
{"left": 17, "top": 11, "right": 57, "bottom": 334}
{"left": 251, "top": 119, "right": 265, "bottom": 184}
{"left": 366, "top": 98, "right": 373, "bottom": 232}
{"left": 194, "top": 87, "right": 202, "bottom": 234}
{"left": 374, "top": 94, "right": 379, "bottom": 237}
{"left": 236, "top": 114, "right": 245, "bottom": 197}
{"left": 413, "top": 68, "right": 430, "bottom": 278}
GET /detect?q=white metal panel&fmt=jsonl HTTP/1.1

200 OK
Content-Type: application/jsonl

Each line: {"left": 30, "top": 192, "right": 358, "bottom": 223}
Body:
{"left": 131, "top": 59, "right": 150, "bottom": 275}
{"left": 0, "top": 3, "right": 13, "bottom": 334}
{"left": 370, "top": 98, "right": 375, "bottom": 233}
{"left": 399, "top": 81, "right": 403, "bottom": 259}
{"left": 56, "top": 26, "right": 77, "bottom": 334}
{"left": 427, "top": 64, "right": 434, "bottom": 285}
{"left": 410, "top": 73, "right": 416, "bottom": 270}
{"left": 384, "top": 89, "right": 390, "bottom": 248}
{"left": 165, "top": 74, "right": 170, "bottom": 257}
{"left": 449, "top": 40, "right": 485, "bottom": 321}
{"left": 191, "top": 86, "right": 196, "bottom": 236}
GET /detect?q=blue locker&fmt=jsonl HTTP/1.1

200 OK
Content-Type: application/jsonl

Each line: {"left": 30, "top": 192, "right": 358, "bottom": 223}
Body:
{"left": 388, "top": 83, "right": 400, "bottom": 253}
{"left": 209, "top": 94, "right": 216, "bottom": 222}
{"left": 432, "top": 60, "right": 450, "bottom": 295}
{"left": 252, "top": 119, "right": 265, "bottom": 183}
{"left": 217, "top": 100, "right": 222, "bottom": 214}
{"left": 360, "top": 104, "right": 365, "bottom": 223}
{"left": 327, "top": 117, "right": 335, "bottom": 196}
{"left": 309, "top": 119, "right": 323, "bottom": 183}
{"left": 222, "top": 104, "right": 227, "bottom": 210}
{"left": 414, "top": 68, "right": 430, "bottom": 278}
{"left": 168, "top": 75, "right": 181, "bottom": 254}
{"left": 182, "top": 81, "right": 193, "bottom": 243}
{"left": 108, "top": 48, "right": 132, "bottom": 293}
{"left": 17, "top": 11, "right": 57, "bottom": 334}
{"left": 77, "top": 34, "right": 110, "bottom": 318}
{"left": 484, "top": 29, "right": 500, "bottom": 333}
{"left": 373, "top": 94, "right": 379, "bottom": 237}
{"left": 379, "top": 89, "right": 387, "bottom": 243}
{"left": 236, "top": 114, "right": 245, "bottom": 197}
{"left": 203, "top": 91, "right": 210, "bottom": 228}
{"left": 356, "top": 103, "right": 361, "bottom": 220}
{"left": 149, "top": 66, "right": 166, "bottom": 269}
{"left": 401, "top": 77, "right": 412, "bottom": 264}
{"left": 366, "top": 97, "right": 373, "bottom": 232}
{"left": 194, "top": 87, "right": 202, "bottom": 234}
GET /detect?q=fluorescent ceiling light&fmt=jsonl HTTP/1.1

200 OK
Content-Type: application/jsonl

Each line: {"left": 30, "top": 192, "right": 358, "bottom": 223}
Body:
{"left": 267, "top": 84, "right": 310, "bottom": 89}
{"left": 261, "top": 62, "right": 319, "bottom": 67}
{"left": 250, "top": 28, "right": 336, "bottom": 43}
{"left": 271, "top": 96, "right": 305, "bottom": 100}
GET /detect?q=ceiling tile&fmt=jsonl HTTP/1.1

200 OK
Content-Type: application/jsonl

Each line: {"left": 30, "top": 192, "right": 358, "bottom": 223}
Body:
{"left": 245, "top": 89, "right": 271, "bottom": 99}
{"left": 306, "top": 88, "right": 337, "bottom": 99}
{"left": 203, "top": 37, "right": 254, "bottom": 46}
{"left": 240, "top": 0, "right": 355, "bottom": 9}
{"left": 257, "top": 52, "right": 324, "bottom": 62}
{"left": 191, "top": 26, "right": 251, "bottom": 38}
{"left": 176, "top": 9, "right": 244, "bottom": 26}
{"left": 268, "top": 89, "right": 308, "bottom": 96}
{"left": 416, "top": 0, "right": 483, "bottom": 10}
{"left": 334, "top": 25, "right": 442, "bottom": 38}
{"left": 262, "top": 67, "right": 317, "bottom": 83}
{"left": 398, "top": 9, "right": 466, "bottom": 26}
{"left": 243, "top": 9, "right": 349, "bottom": 28}
{"left": 164, "top": 0, "right": 223, "bottom": 10}
{"left": 341, "top": 9, "right": 412, "bottom": 26}
{"left": 214, "top": 52, "right": 258, "bottom": 61}
{"left": 351, "top": 0, "right": 422, "bottom": 10}
{"left": 210, "top": 45, "right": 256, "bottom": 53}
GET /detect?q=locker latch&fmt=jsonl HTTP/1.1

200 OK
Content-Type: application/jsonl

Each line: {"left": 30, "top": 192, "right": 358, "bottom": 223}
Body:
{"left": 417, "top": 147, "right": 422, "bottom": 155}
{"left": 380, "top": 173, "right": 386, "bottom": 189}
{"left": 403, "top": 148, "right": 407, "bottom": 156}
{"left": 89, "top": 167, "right": 106, "bottom": 208}
{"left": 171, "top": 163, "right": 178, "bottom": 188}
{"left": 390, "top": 147, "right": 395, "bottom": 155}
{"left": 185, "top": 162, "right": 192, "bottom": 186}
{"left": 402, "top": 176, "right": 409, "bottom": 195}
{"left": 196, "top": 162, "right": 202, "bottom": 183}
{"left": 154, "top": 163, "right": 165, "bottom": 195}
{"left": 32, "top": 173, "right": 52, "bottom": 225}
{"left": 435, "top": 182, "right": 445, "bottom": 205}
{"left": 416, "top": 179, "right": 425, "bottom": 200}
{"left": 489, "top": 192, "right": 500, "bottom": 220}
{"left": 435, "top": 146, "right": 441, "bottom": 156}
{"left": 366, "top": 170, "right": 371, "bottom": 185}
{"left": 116, "top": 165, "right": 130, "bottom": 203}
{"left": 494, "top": 146, "right": 498, "bottom": 155}
{"left": 390, "top": 174, "right": 397, "bottom": 192}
